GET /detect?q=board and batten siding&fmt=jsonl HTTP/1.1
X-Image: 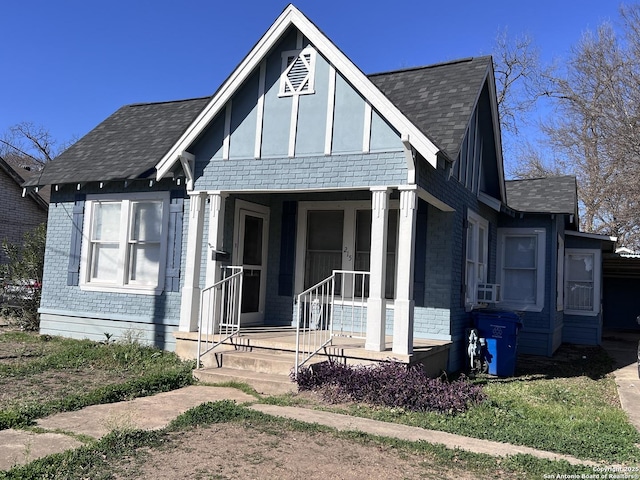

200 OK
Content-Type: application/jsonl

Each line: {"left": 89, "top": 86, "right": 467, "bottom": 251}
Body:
{"left": 189, "top": 29, "right": 403, "bottom": 192}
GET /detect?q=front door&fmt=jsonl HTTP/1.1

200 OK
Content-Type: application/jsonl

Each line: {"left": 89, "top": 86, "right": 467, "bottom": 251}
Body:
{"left": 233, "top": 201, "right": 269, "bottom": 326}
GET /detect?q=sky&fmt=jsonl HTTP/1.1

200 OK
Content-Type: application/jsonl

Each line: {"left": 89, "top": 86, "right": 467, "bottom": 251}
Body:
{"left": 0, "top": 0, "right": 626, "bottom": 155}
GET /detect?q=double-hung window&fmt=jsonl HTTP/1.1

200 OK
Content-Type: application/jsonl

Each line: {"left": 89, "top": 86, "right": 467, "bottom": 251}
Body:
{"left": 564, "top": 249, "right": 601, "bottom": 315}
{"left": 465, "top": 211, "right": 488, "bottom": 307}
{"left": 80, "top": 192, "right": 169, "bottom": 295}
{"left": 497, "top": 228, "right": 546, "bottom": 311}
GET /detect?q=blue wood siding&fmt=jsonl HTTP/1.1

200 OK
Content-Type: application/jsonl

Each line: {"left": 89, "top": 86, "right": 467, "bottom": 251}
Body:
{"left": 332, "top": 74, "right": 365, "bottom": 153}
{"left": 229, "top": 73, "right": 259, "bottom": 159}
{"left": 295, "top": 53, "right": 330, "bottom": 155}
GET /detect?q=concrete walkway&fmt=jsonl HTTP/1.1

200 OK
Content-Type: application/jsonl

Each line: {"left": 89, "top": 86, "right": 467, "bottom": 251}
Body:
{"left": 1, "top": 335, "right": 639, "bottom": 472}
{"left": 0, "top": 385, "right": 603, "bottom": 472}
{"left": 602, "top": 331, "right": 640, "bottom": 432}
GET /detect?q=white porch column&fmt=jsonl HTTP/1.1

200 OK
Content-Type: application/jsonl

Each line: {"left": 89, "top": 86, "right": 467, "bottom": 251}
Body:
{"left": 179, "top": 191, "right": 207, "bottom": 332}
{"left": 205, "top": 191, "right": 227, "bottom": 287}
{"left": 366, "top": 187, "right": 390, "bottom": 351}
{"left": 393, "top": 186, "right": 417, "bottom": 355}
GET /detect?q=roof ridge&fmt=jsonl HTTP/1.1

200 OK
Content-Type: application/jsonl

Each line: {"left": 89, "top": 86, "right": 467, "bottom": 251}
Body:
{"left": 506, "top": 175, "right": 575, "bottom": 183}
{"left": 368, "top": 56, "right": 491, "bottom": 77}
{"left": 126, "top": 96, "right": 212, "bottom": 108}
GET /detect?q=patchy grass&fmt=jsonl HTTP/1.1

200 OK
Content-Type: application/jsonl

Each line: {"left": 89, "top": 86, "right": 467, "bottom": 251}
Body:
{"left": 0, "top": 330, "right": 194, "bottom": 429}
{"left": 0, "top": 401, "right": 598, "bottom": 480}
{"left": 290, "top": 344, "right": 640, "bottom": 464}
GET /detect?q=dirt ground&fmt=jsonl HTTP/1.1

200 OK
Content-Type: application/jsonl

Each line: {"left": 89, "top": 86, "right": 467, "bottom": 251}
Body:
{"left": 111, "top": 424, "right": 483, "bottom": 480}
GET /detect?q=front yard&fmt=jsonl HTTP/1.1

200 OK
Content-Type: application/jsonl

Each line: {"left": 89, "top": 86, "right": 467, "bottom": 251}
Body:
{"left": 0, "top": 326, "right": 638, "bottom": 479}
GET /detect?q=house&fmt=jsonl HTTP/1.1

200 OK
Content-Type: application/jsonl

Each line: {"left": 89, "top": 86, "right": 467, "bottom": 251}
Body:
{"left": 24, "top": 5, "right": 613, "bottom": 376}
{"left": 0, "top": 155, "right": 49, "bottom": 264}
{"left": 504, "top": 176, "right": 615, "bottom": 355}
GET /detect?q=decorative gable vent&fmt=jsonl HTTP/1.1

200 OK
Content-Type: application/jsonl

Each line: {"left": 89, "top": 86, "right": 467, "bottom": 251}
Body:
{"left": 279, "top": 46, "right": 316, "bottom": 96}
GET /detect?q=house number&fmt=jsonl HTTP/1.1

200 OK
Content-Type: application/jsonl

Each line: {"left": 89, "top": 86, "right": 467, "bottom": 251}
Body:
{"left": 343, "top": 247, "right": 352, "bottom": 262}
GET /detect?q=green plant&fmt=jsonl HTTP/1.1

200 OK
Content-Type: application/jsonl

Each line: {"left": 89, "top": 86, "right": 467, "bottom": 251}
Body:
{"left": 294, "top": 361, "right": 486, "bottom": 414}
{"left": 0, "top": 223, "right": 46, "bottom": 331}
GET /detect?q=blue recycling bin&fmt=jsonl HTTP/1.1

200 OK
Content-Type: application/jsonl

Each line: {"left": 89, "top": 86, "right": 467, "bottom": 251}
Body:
{"left": 472, "top": 310, "right": 522, "bottom": 377}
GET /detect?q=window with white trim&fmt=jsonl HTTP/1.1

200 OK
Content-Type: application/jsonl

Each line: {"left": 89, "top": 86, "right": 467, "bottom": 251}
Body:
{"left": 296, "top": 201, "right": 398, "bottom": 299}
{"left": 279, "top": 46, "right": 316, "bottom": 96}
{"left": 80, "top": 192, "right": 169, "bottom": 295}
{"left": 498, "top": 228, "right": 546, "bottom": 311}
{"left": 465, "top": 211, "right": 489, "bottom": 307}
{"left": 564, "top": 249, "right": 601, "bottom": 315}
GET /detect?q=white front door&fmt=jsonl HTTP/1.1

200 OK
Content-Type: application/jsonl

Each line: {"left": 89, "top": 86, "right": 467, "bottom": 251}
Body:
{"left": 233, "top": 201, "right": 269, "bottom": 326}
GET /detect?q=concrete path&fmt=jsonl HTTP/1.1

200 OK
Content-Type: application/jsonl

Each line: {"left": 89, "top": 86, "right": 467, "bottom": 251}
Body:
{"left": 0, "top": 386, "right": 255, "bottom": 471}
{"left": 602, "top": 332, "right": 640, "bottom": 433}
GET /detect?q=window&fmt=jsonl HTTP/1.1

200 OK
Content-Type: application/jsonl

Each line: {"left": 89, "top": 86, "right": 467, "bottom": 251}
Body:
{"left": 80, "top": 193, "right": 169, "bottom": 295}
{"left": 465, "top": 211, "right": 488, "bottom": 307}
{"left": 564, "top": 249, "right": 601, "bottom": 315}
{"left": 279, "top": 46, "right": 316, "bottom": 96}
{"left": 497, "top": 228, "right": 546, "bottom": 311}
{"left": 296, "top": 202, "right": 398, "bottom": 299}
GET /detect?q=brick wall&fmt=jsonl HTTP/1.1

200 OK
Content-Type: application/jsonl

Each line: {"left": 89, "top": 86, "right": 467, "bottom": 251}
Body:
{"left": 0, "top": 169, "right": 47, "bottom": 264}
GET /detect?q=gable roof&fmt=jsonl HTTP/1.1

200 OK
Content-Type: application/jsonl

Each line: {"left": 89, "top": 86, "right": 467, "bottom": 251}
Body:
{"left": 505, "top": 176, "right": 578, "bottom": 215}
{"left": 23, "top": 97, "right": 210, "bottom": 188}
{"left": 23, "top": 5, "right": 502, "bottom": 192}
{"left": 368, "top": 57, "right": 493, "bottom": 160}
{"left": 155, "top": 4, "right": 444, "bottom": 180}
{"left": 0, "top": 155, "right": 49, "bottom": 209}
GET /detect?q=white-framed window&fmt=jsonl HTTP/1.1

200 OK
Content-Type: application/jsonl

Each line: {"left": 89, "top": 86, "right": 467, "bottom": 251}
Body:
{"left": 465, "top": 211, "right": 489, "bottom": 307}
{"left": 497, "top": 228, "right": 546, "bottom": 311}
{"left": 79, "top": 192, "right": 170, "bottom": 295}
{"left": 279, "top": 46, "right": 316, "bottom": 96}
{"left": 564, "top": 249, "right": 601, "bottom": 315}
{"left": 295, "top": 201, "right": 398, "bottom": 299}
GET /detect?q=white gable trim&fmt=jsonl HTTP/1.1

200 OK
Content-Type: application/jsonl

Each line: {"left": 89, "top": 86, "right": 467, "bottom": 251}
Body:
{"left": 155, "top": 5, "right": 440, "bottom": 180}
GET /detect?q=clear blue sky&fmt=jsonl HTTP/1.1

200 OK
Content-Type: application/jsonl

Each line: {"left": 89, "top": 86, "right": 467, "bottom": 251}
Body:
{"left": 1, "top": 0, "right": 624, "bottom": 150}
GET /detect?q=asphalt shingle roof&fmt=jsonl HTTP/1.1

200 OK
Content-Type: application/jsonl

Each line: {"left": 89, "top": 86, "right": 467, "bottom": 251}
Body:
{"left": 27, "top": 56, "right": 492, "bottom": 187}
{"left": 505, "top": 176, "right": 578, "bottom": 214}
{"left": 24, "top": 97, "right": 210, "bottom": 187}
{"left": 368, "top": 56, "right": 492, "bottom": 160}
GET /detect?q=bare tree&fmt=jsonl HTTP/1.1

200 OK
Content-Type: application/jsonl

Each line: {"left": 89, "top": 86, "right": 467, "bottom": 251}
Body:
{"left": 541, "top": 5, "right": 640, "bottom": 248}
{"left": 0, "top": 121, "right": 66, "bottom": 165}
{"left": 493, "top": 30, "right": 550, "bottom": 136}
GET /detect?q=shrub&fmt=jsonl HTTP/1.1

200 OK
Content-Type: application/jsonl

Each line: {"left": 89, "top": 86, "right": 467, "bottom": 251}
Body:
{"left": 293, "top": 361, "right": 486, "bottom": 415}
{"left": 0, "top": 223, "right": 46, "bottom": 330}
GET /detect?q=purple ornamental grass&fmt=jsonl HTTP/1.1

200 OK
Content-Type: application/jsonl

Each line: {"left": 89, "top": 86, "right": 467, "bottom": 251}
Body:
{"left": 292, "top": 360, "right": 485, "bottom": 415}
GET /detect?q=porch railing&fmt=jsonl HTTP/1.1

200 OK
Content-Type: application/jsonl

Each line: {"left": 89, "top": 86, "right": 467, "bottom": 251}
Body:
{"left": 197, "top": 266, "right": 243, "bottom": 368}
{"left": 294, "top": 270, "right": 369, "bottom": 376}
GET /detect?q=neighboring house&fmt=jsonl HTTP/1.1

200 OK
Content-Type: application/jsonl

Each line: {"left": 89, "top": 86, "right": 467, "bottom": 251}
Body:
{"left": 23, "top": 5, "right": 613, "bottom": 372}
{"left": 0, "top": 155, "right": 49, "bottom": 264}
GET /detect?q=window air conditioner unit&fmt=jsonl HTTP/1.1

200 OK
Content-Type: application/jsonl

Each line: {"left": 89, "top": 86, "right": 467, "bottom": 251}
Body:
{"left": 477, "top": 283, "right": 500, "bottom": 303}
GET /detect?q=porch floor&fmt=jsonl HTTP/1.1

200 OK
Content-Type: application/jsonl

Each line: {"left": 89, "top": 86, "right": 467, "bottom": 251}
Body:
{"left": 175, "top": 325, "right": 452, "bottom": 365}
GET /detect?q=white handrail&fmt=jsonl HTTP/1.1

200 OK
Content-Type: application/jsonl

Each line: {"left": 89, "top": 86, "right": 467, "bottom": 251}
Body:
{"left": 294, "top": 270, "right": 370, "bottom": 377}
{"left": 197, "top": 266, "right": 243, "bottom": 368}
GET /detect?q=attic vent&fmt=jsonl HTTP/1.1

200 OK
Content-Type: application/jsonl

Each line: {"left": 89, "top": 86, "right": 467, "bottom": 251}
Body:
{"left": 279, "top": 47, "right": 316, "bottom": 96}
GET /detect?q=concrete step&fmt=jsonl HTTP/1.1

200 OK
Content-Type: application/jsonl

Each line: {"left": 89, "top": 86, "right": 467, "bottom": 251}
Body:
{"left": 218, "top": 350, "right": 296, "bottom": 376}
{"left": 193, "top": 367, "right": 296, "bottom": 395}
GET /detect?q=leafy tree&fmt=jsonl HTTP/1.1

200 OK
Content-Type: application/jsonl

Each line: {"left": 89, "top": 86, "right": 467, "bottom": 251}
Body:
{"left": 0, "top": 223, "right": 47, "bottom": 330}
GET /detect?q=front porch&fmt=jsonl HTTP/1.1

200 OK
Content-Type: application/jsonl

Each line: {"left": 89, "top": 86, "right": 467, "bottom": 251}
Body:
{"left": 175, "top": 326, "right": 452, "bottom": 394}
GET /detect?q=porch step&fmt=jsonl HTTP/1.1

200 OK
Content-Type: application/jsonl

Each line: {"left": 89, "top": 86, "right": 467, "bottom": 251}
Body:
{"left": 218, "top": 350, "right": 296, "bottom": 376}
{"left": 193, "top": 367, "right": 296, "bottom": 395}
